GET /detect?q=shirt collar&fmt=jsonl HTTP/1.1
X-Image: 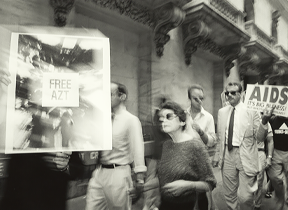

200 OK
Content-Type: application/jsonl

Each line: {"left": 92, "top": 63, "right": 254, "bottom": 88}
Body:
{"left": 187, "top": 106, "right": 205, "bottom": 116}
{"left": 231, "top": 101, "right": 243, "bottom": 111}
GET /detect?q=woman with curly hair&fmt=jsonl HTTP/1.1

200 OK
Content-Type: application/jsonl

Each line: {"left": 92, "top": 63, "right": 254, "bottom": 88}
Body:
{"left": 156, "top": 101, "right": 216, "bottom": 210}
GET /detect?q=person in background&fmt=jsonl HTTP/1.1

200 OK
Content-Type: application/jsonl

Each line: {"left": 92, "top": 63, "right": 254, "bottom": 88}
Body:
{"left": 157, "top": 101, "right": 216, "bottom": 210}
{"left": 267, "top": 115, "right": 288, "bottom": 210}
{"left": 186, "top": 84, "right": 217, "bottom": 210}
{"left": 254, "top": 117, "right": 274, "bottom": 210}
{"left": 142, "top": 96, "right": 170, "bottom": 210}
{"left": 0, "top": 69, "right": 72, "bottom": 210}
{"left": 213, "top": 82, "right": 272, "bottom": 210}
{"left": 85, "top": 82, "right": 147, "bottom": 210}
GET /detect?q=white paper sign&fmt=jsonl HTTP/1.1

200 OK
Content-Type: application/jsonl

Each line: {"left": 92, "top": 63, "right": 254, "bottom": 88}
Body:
{"left": 42, "top": 73, "right": 79, "bottom": 107}
{"left": 0, "top": 26, "right": 112, "bottom": 154}
{"left": 244, "top": 84, "right": 288, "bottom": 117}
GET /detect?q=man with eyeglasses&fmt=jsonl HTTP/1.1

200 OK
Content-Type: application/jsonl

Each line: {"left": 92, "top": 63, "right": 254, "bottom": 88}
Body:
{"left": 213, "top": 82, "right": 272, "bottom": 210}
{"left": 187, "top": 84, "right": 217, "bottom": 210}
{"left": 85, "top": 82, "right": 147, "bottom": 210}
{"left": 187, "top": 84, "right": 217, "bottom": 149}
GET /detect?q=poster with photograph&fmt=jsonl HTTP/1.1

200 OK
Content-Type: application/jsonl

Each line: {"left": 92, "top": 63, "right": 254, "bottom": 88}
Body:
{"left": 244, "top": 84, "right": 288, "bottom": 117}
{"left": 1, "top": 26, "right": 112, "bottom": 153}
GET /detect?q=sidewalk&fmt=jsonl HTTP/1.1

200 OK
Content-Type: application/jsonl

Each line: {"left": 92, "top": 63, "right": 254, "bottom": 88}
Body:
{"left": 67, "top": 167, "right": 283, "bottom": 210}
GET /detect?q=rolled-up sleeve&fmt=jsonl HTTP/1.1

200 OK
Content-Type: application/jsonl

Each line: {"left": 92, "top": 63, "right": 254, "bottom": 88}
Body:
{"left": 129, "top": 116, "right": 147, "bottom": 173}
{"left": 206, "top": 115, "right": 217, "bottom": 147}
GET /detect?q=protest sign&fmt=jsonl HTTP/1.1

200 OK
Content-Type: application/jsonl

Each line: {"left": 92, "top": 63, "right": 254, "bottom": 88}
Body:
{"left": 0, "top": 26, "right": 112, "bottom": 154}
{"left": 42, "top": 73, "right": 79, "bottom": 107}
{"left": 244, "top": 84, "right": 288, "bottom": 117}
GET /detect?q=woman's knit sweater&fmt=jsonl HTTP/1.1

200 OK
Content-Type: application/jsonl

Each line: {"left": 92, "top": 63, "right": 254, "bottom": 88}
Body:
{"left": 157, "top": 139, "right": 217, "bottom": 203}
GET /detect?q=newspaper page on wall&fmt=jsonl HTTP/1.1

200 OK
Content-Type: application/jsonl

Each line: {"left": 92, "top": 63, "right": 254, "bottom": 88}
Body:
{"left": 0, "top": 26, "right": 112, "bottom": 154}
{"left": 244, "top": 84, "right": 288, "bottom": 117}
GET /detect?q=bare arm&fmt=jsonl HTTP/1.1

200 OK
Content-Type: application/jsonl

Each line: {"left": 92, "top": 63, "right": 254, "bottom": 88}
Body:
{"left": 129, "top": 117, "right": 147, "bottom": 182}
{"left": 266, "top": 126, "right": 274, "bottom": 168}
{"left": 162, "top": 179, "right": 211, "bottom": 197}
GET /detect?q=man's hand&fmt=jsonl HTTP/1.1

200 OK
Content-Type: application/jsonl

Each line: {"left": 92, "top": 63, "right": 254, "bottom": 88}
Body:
{"left": 261, "top": 106, "right": 275, "bottom": 125}
{"left": 135, "top": 172, "right": 145, "bottom": 193}
{"left": 265, "top": 157, "right": 272, "bottom": 169}
{"left": 42, "top": 151, "right": 72, "bottom": 171}
{"left": 192, "top": 123, "right": 204, "bottom": 136}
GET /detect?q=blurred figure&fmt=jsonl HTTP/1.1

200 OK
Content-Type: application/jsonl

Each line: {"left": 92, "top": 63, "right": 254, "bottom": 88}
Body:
{"left": 186, "top": 84, "right": 217, "bottom": 210}
{"left": 0, "top": 70, "right": 72, "bottom": 210}
{"left": 85, "top": 82, "right": 146, "bottom": 210}
{"left": 157, "top": 101, "right": 216, "bottom": 210}
{"left": 267, "top": 115, "right": 288, "bottom": 210}
{"left": 254, "top": 119, "right": 273, "bottom": 210}
{"left": 213, "top": 82, "right": 271, "bottom": 210}
{"left": 143, "top": 96, "right": 170, "bottom": 210}
{"left": 1, "top": 152, "right": 71, "bottom": 210}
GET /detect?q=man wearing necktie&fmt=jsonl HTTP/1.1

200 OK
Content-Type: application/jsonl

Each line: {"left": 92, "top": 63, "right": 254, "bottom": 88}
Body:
{"left": 213, "top": 82, "right": 272, "bottom": 210}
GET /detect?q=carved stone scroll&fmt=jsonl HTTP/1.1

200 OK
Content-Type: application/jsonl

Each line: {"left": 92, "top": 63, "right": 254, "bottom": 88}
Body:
{"left": 153, "top": 2, "right": 185, "bottom": 57}
{"left": 50, "top": 0, "right": 75, "bottom": 27}
{"left": 238, "top": 51, "right": 260, "bottom": 80}
{"left": 183, "top": 20, "right": 214, "bottom": 65}
{"left": 267, "top": 61, "right": 287, "bottom": 85}
{"left": 223, "top": 43, "right": 247, "bottom": 77}
{"left": 272, "top": 10, "right": 281, "bottom": 44}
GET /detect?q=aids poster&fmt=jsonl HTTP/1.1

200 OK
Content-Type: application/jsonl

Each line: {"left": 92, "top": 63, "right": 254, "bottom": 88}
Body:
{"left": 0, "top": 26, "right": 112, "bottom": 153}
{"left": 244, "top": 84, "right": 288, "bottom": 117}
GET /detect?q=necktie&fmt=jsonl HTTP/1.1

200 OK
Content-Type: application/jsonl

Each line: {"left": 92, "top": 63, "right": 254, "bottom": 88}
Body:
{"left": 227, "top": 107, "right": 235, "bottom": 151}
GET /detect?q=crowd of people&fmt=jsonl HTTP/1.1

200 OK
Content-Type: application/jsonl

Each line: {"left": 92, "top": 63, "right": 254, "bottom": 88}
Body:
{"left": 0, "top": 68, "right": 288, "bottom": 210}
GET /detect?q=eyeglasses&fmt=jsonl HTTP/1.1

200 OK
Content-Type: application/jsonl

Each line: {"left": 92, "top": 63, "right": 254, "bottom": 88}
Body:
{"left": 224, "top": 91, "right": 238, "bottom": 96}
{"left": 159, "top": 113, "right": 178, "bottom": 121}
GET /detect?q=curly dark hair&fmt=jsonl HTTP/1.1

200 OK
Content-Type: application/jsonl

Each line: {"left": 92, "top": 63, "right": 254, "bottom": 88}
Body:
{"left": 160, "top": 101, "right": 187, "bottom": 130}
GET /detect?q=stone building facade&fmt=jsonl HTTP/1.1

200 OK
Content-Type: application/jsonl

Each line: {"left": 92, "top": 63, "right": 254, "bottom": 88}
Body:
{"left": 2, "top": 0, "right": 288, "bottom": 130}
{"left": 1, "top": 0, "right": 288, "bottom": 207}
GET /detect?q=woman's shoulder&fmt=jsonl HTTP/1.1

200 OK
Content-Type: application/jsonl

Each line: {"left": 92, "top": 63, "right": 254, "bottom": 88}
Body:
{"left": 185, "top": 138, "right": 206, "bottom": 148}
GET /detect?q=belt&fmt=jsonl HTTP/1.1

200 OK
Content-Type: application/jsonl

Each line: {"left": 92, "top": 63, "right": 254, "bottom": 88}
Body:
{"left": 101, "top": 164, "right": 124, "bottom": 169}
{"left": 258, "top": 148, "right": 265, "bottom": 152}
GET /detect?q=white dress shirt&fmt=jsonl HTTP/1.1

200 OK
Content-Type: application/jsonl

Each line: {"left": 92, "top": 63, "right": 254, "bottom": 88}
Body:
{"left": 100, "top": 107, "right": 147, "bottom": 173}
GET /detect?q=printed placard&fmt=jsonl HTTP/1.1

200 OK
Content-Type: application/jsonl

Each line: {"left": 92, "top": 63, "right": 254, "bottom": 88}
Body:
{"left": 0, "top": 26, "right": 112, "bottom": 154}
{"left": 42, "top": 73, "right": 79, "bottom": 107}
{"left": 244, "top": 84, "right": 288, "bottom": 117}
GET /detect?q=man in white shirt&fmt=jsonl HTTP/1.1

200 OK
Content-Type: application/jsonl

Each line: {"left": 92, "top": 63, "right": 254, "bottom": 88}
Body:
{"left": 187, "top": 84, "right": 217, "bottom": 150}
{"left": 85, "top": 82, "right": 147, "bottom": 210}
{"left": 187, "top": 84, "right": 217, "bottom": 210}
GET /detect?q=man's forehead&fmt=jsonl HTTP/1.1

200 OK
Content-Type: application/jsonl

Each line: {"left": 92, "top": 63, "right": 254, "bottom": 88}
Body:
{"left": 226, "top": 85, "right": 239, "bottom": 92}
{"left": 190, "top": 88, "right": 203, "bottom": 96}
{"left": 110, "top": 83, "right": 118, "bottom": 90}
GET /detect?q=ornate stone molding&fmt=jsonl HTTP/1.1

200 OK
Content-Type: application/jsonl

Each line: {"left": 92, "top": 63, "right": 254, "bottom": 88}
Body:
{"left": 272, "top": 10, "right": 281, "bottom": 44}
{"left": 238, "top": 51, "right": 260, "bottom": 80}
{"left": 210, "top": 0, "right": 242, "bottom": 24}
{"left": 275, "top": 45, "right": 288, "bottom": 63}
{"left": 266, "top": 61, "right": 286, "bottom": 85}
{"left": 153, "top": 2, "right": 185, "bottom": 57}
{"left": 50, "top": 0, "right": 75, "bottom": 27}
{"left": 223, "top": 43, "right": 247, "bottom": 77}
{"left": 90, "top": 0, "right": 154, "bottom": 27}
{"left": 183, "top": 19, "right": 226, "bottom": 65}
{"left": 245, "top": 20, "right": 275, "bottom": 49}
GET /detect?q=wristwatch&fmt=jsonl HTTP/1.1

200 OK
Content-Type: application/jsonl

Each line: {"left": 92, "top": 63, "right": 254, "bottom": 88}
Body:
{"left": 268, "top": 155, "right": 272, "bottom": 159}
